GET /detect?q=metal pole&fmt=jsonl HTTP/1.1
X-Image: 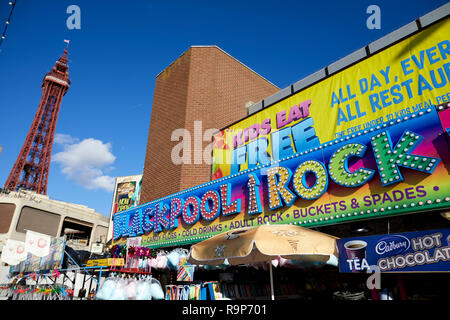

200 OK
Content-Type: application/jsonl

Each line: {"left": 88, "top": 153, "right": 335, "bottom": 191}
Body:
{"left": 268, "top": 260, "right": 274, "bottom": 301}
{"left": 72, "top": 270, "right": 77, "bottom": 292}
{"left": 88, "top": 275, "right": 93, "bottom": 299}
{"left": 82, "top": 272, "right": 87, "bottom": 300}
{"left": 59, "top": 236, "right": 67, "bottom": 269}
{"left": 98, "top": 267, "right": 103, "bottom": 287}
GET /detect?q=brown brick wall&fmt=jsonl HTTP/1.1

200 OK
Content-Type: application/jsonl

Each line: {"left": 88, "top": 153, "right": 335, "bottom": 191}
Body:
{"left": 140, "top": 50, "right": 191, "bottom": 202}
{"left": 140, "top": 46, "right": 279, "bottom": 204}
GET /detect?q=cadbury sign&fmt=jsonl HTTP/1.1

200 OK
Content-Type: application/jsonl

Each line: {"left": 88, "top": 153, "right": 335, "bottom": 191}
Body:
{"left": 337, "top": 228, "right": 450, "bottom": 272}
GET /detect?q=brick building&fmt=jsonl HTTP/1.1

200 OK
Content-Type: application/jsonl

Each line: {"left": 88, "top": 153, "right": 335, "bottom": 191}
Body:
{"left": 140, "top": 46, "right": 279, "bottom": 203}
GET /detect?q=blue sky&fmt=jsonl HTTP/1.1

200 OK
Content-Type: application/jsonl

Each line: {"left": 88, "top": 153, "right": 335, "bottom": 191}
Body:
{"left": 0, "top": 0, "right": 446, "bottom": 217}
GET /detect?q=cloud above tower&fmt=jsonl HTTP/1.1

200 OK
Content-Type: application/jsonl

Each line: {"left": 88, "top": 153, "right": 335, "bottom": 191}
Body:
{"left": 53, "top": 134, "right": 116, "bottom": 192}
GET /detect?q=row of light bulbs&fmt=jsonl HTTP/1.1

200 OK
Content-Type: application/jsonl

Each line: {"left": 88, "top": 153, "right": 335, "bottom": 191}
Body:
{"left": 123, "top": 195, "right": 450, "bottom": 248}
{"left": 1, "top": 1, "right": 16, "bottom": 43}
{"left": 125, "top": 108, "right": 436, "bottom": 216}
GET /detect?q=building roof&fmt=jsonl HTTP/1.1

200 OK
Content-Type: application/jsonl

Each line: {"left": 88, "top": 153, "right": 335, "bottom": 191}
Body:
{"left": 156, "top": 45, "right": 278, "bottom": 89}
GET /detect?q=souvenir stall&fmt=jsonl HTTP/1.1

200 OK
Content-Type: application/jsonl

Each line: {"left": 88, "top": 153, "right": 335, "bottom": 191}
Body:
{"left": 0, "top": 231, "right": 108, "bottom": 300}
{"left": 99, "top": 243, "right": 266, "bottom": 300}
{"left": 0, "top": 270, "right": 74, "bottom": 300}
{"left": 187, "top": 224, "right": 340, "bottom": 300}
{"left": 94, "top": 243, "right": 169, "bottom": 300}
{"left": 104, "top": 223, "right": 342, "bottom": 301}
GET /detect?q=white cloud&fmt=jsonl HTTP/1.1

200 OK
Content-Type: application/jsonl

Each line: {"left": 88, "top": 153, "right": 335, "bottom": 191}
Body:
{"left": 54, "top": 133, "right": 79, "bottom": 145}
{"left": 53, "top": 135, "right": 116, "bottom": 192}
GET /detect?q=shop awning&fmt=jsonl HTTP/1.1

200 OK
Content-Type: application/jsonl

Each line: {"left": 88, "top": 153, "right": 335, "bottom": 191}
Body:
{"left": 187, "top": 224, "right": 339, "bottom": 300}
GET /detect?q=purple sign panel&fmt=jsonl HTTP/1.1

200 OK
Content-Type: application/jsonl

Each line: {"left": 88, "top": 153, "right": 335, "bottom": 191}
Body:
{"left": 337, "top": 228, "right": 450, "bottom": 273}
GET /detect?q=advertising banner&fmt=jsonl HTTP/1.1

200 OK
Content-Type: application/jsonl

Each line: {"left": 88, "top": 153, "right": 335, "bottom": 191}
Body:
{"left": 211, "top": 18, "right": 450, "bottom": 180}
{"left": 25, "top": 230, "right": 51, "bottom": 257}
{"left": 86, "top": 258, "right": 125, "bottom": 267}
{"left": 112, "top": 107, "right": 450, "bottom": 248}
{"left": 114, "top": 182, "right": 137, "bottom": 214}
{"left": 0, "top": 240, "right": 27, "bottom": 266}
{"left": 9, "top": 236, "right": 65, "bottom": 273}
{"left": 337, "top": 228, "right": 450, "bottom": 273}
{"left": 110, "top": 175, "right": 143, "bottom": 217}
{"left": 107, "top": 175, "right": 143, "bottom": 242}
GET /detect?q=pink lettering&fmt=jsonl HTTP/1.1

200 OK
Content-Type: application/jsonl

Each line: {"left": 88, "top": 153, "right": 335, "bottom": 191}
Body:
{"left": 233, "top": 131, "right": 244, "bottom": 149}
{"left": 276, "top": 110, "right": 289, "bottom": 129}
{"left": 300, "top": 99, "right": 311, "bottom": 117}
{"left": 248, "top": 123, "right": 260, "bottom": 140}
{"left": 261, "top": 118, "right": 271, "bottom": 135}
{"left": 287, "top": 104, "right": 303, "bottom": 123}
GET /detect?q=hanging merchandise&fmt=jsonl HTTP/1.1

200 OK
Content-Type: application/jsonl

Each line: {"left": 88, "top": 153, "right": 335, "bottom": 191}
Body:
{"left": 108, "top": 245, "right": 195, "bottom": 272}
{"left": 166, "top": 284, "right": 197, "bottom": 300}
{"left": 165, "top": 285, "right": 176, "bottom": 300}
{"left": 127, "top": 247, "right": 139, "bottom": 270}
{"left": 95, "top": 273, "right": 164, "bottom": 300}
{"left": 96, "top": 276, "right": 117, "bottom": 300}
{"left": 150, "top": 277, "right": 165, "bottom": 299}
{"left": 167, "top": 250, "right": 180, "bottom": 270}
{"left": 136, "top": 247, "right": 157, "bottom": 272}
{"left": 177, "top": 264, "right": 195, "bottom": 282}
{"left": 135, "top": 278, "right": 152, "bottom": 300}
{"left": 167, "top": 248, "right": 188, "bottom": 269}
{"left": 206, "top": 281, "right": 223, "bottom": 300}
{"left": 51, "top": 269, "right": 60, "bottom": 280}
{"left": 0, "top": 285, "right": 10, "bottom": 298}
{"left": 110, "top": 244, "right": 127, "bottom": 259}
{"left": 165, "top": 281, "right": 225, "bottom": 300}
{"left": 177, "top": 253, "right": 195, "bottom": 282}
{"left": 219, "top": 282, "right": 271, "bottom": 300}
{"left": 0, "top": 284, "right": 73, "bottom": 300}
{"left": 152, "top": 251, "right": 168, "bottom": 270}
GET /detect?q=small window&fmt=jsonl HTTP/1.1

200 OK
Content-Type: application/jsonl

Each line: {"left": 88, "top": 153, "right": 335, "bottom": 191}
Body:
{"left": 0, "top": 203, "right": 16, "bottom": 234}
{"left": 92, "top": 225, "right": 108, "bottom": 244}
{"left": 16, "top": 206, "right": 60, "bottom": 237}
{"left": 61, "top": 218, "right": 93, "bottom": 247}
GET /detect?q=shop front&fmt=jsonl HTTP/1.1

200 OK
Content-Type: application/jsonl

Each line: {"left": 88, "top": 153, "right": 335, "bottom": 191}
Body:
{"left": 108, "top": 16, "right": 450, "bottom": 301}
{"left": 108, "top": 103, "right": 450, "bottom": 300}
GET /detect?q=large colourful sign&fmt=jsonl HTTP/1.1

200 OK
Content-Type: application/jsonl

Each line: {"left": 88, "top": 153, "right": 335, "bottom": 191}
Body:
{"left": 112, "top": 179, "right": 140, "bottom": 215}
{"left": 107, "top": 175, "right": 143, "bottom": 242}
{"left": 113, "top": 107, "right": 450, "bottom": 247}
{"left": 212, "top": 18, "right": 450, "bottom": 179}
{"left": 337, "top": 228, "right": 450, "bottom": 273}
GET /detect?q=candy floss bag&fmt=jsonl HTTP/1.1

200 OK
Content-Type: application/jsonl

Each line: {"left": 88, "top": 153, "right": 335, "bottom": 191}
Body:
{"left": 155, "top": 251, "right": 168, "bottom": 270}
{"left": 150, "top": 277, "right": 164, "bottom": 300}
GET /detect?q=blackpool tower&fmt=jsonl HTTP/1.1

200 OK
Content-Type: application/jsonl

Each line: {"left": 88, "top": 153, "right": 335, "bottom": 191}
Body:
{"left": 4, "top": 46, "right": 71, "bottom": 194}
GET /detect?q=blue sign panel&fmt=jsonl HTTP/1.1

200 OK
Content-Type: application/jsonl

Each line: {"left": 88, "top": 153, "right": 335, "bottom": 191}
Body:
{"left": 337, "top": 228, "right": 450, "bottom": 272}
